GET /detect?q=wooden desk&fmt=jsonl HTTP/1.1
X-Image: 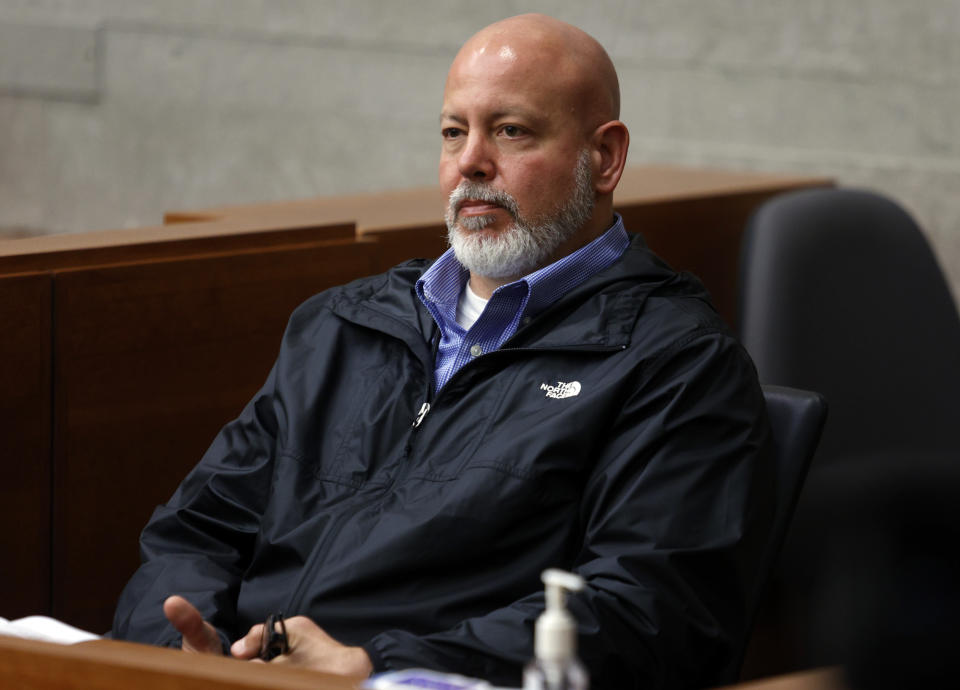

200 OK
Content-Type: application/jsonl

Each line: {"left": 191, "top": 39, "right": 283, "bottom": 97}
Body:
{"left": 0, "top": 217, "right": 356, "bottom": 274}
{"left": 0, "top": 635, "right": 843, "bottom": 690}
{"left": 0, "top": 636, "right": 357, "bottom": 690}
{"left": 722, "top": 668, "right": 845, "bottom": 690}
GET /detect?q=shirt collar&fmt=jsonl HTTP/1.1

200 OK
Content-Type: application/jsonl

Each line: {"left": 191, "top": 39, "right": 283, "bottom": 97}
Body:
{"left": 521, "top": 213, "right": 629, "bottom": 316}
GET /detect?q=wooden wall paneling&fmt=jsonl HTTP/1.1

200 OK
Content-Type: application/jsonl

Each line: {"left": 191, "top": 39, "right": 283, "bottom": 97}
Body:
{"left": 156, "top": 167, "right": 833, "bottom": 323}
{"left": 0, "top": 221, "right": 356, "bottom": 275}
{"left": 164, "top": 185, "right": 446, "bottom": 236}
{"left": 51, "top": 240, "right": 377, "bottom": 632}
{"left": 0, "top": 272, "right": 53, "bottom": 619}
{"left": 616, "top": 189, "right": 815, "bottom": 328}
{"left": 362, "top": 223, "right": 450, "bottom": 272}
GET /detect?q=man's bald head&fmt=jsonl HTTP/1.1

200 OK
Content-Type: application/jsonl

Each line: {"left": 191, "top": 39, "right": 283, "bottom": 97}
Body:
{"left": 439, "top": 14, "right": 630, "bottom": 293}
{"left": 448, "top": 13, "right": 620, "bottom": 132}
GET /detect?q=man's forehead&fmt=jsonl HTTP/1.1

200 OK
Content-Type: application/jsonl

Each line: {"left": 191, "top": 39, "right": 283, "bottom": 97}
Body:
{"left": 451, "top": 31, "right": 568, "bottom": 80}
{"left": 443, "top": 49, "right": 578, "bottom": 119}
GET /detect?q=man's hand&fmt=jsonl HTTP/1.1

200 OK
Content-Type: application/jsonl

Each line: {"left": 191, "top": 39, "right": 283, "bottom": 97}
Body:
{"left": 163, "top": 595, "right": 224, "bottom": 655}
{"left": 231, "top": 616, "right": 373, "bottom": 678}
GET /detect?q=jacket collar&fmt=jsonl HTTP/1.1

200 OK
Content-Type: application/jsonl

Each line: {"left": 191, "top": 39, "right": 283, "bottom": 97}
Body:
{"left": 331, "top": 234, "right": 711, "bottom": 353}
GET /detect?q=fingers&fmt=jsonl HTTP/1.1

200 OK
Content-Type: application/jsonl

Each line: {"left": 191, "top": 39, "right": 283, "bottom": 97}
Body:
{"left": 230, "top": 623, "right": 265, "bottom": 660}
{"left": 240, "top": 616, "right": 372, "bottom": 677}
{"left": 163, "top": 595, "right": 223, "bottom": 655}
{"left": 233, "top": 616, "right": 312, "bottom": 661}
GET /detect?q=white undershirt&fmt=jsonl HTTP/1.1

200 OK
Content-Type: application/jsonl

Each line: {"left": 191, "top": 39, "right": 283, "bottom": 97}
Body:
{"left": 455, "top": 281, "right": 488, "bottom": 330}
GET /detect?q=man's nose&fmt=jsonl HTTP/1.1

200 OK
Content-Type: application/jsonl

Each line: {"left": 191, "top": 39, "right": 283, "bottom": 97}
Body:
{"left": 457, "top": 133, "right": 495, "bottom": 181}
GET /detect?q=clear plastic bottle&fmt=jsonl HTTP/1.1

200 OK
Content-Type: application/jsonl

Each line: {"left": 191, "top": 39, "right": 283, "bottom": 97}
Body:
{"left": 523, "top": 656, "right": 589, "bottom": 690}
{"left": 522, "top": 569, "right": 589, "bottom": 690}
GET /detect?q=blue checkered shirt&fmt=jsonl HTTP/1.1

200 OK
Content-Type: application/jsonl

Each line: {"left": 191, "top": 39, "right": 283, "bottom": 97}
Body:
{"left": 416, "top": 215, "right": 630, "bottom": 393}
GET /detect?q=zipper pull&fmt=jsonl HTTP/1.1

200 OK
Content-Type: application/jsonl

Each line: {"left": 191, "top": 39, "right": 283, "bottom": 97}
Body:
{"left": 412, "top": 402, "right": 431, "bottom": 428}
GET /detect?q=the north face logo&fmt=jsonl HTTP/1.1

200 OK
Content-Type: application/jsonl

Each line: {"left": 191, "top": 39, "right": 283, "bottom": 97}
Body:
{"left": 540, "top": 380, "right": 581, "bottom": 399}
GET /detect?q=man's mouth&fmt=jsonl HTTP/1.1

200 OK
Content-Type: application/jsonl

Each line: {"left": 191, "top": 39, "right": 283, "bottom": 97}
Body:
{"left": 457, "top": 200, "right": 505, "bottom": 217}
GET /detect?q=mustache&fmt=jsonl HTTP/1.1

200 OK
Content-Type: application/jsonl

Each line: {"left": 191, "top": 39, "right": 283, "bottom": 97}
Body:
{"left": 447, "top": 181, "right": 520, "bottom": 219}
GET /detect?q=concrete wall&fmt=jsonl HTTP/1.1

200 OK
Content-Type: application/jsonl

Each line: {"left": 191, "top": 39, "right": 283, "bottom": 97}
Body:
{"left": 1, "top": 0, "right": 958, "bottom": 301}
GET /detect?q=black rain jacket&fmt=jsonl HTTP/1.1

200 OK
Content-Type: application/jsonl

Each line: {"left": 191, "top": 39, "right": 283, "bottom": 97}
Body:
{"left": 112, "top": 235, "right": 774, "bottom": 689}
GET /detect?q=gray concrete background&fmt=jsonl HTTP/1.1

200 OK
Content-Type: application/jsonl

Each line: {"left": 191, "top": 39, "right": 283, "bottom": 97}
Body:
{"left": 1, "top": 0, "right": 958, "bottom": 302}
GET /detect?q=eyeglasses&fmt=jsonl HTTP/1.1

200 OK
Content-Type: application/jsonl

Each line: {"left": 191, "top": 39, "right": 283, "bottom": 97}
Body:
{"left": 259, "top": 612, "right": 290, "bottom": 661}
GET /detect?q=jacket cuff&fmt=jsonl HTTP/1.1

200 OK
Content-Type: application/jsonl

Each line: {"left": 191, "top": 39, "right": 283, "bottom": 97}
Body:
{"left": 362, "top": 636, "right": 390, "bottom": 674}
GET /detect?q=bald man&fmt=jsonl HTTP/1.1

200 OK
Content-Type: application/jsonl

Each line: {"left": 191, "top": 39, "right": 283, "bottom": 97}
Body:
{"left": 112, "top": 15, "right": 773, "bottom": 689}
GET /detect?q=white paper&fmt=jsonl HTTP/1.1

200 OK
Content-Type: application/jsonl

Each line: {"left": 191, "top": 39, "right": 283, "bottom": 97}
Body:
{"left": 0, "top": 615, "right": 101, "bottom": 644}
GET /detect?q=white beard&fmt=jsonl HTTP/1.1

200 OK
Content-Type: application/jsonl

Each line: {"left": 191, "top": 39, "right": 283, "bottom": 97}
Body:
{"left": 445, "top": 149, "right": 594, "bottom": 280}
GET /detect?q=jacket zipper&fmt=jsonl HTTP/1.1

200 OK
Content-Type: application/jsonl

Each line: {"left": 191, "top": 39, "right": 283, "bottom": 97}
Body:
{"left": 412, "top": 402, "right": 431, "bottom": 428}
{"left": 409, "top": 329, "right": 442, "bottom": 429}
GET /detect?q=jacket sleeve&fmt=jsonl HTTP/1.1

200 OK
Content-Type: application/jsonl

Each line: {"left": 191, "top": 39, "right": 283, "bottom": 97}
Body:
{"left": 110, "top": 362, "right": 282, "bottom": 647}
{"left": 363, "top": 328, "right": 775, "bottom": 690}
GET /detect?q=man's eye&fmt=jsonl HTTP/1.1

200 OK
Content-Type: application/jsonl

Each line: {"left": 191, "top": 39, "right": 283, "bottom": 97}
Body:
{"left": 441, "top": 128, "right": 463, "bottom": 139}
{"left": 500, "top": 125, "right": 523, "bottom": 137}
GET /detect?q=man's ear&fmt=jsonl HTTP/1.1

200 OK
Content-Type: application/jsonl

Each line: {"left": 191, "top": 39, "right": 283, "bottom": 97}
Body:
{"left": 590, "top": 121, "right": 629, "bottom": 196}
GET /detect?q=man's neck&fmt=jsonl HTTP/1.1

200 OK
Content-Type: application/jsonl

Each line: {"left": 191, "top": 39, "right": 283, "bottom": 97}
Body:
{"left": 468, "top": 273, "right": 516, "bottom": 300}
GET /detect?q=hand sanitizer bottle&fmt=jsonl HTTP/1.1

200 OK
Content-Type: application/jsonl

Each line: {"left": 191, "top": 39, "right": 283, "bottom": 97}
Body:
{"left": 523, "top": 569, "right": 589, "bottom": 690}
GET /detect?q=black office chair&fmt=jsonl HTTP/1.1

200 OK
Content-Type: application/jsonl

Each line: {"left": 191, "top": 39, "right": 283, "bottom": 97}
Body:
{"left": 756, "top": 385, "right": 828, "bottom": 566}
{"left": 736, "top": 187, "right": 960, "bottom": 677}
{"left": 732, "top": 385, "right": 826, "bottom": 680}
{"left": 739, "top": 187, "right": 960, "bottom": 465}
